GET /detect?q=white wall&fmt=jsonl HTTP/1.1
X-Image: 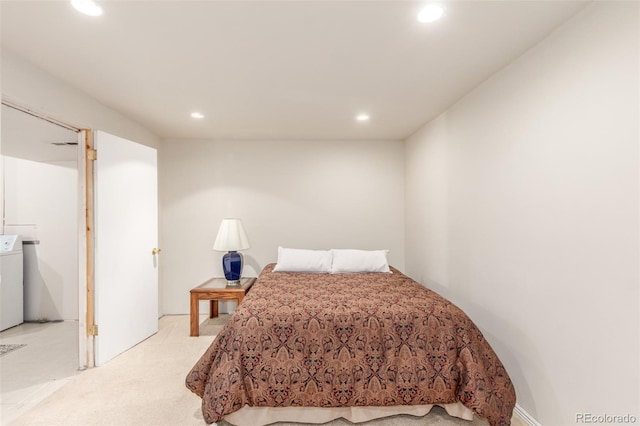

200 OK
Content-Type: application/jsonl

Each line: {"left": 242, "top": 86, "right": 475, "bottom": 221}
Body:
{"left": 160, "top": 139, "right": 405, "bottom": 314}
{"left": 1, "top": 48, "right": 159, "bottom": 150}
{"left": 4, "top": 158, "right": 78, "bottom": 320}
{"left": 404, "top": 2, "right": 639, "bottom": 424}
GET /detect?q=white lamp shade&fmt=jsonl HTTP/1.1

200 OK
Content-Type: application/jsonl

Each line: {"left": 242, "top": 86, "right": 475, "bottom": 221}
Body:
{"left": 213, "top": 218, "right": 250, "bottom": 251}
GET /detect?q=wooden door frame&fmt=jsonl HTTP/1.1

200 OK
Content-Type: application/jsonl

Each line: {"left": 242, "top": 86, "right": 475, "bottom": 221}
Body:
{"left": 80, "top": 129, "right": 96, "bottom": 368}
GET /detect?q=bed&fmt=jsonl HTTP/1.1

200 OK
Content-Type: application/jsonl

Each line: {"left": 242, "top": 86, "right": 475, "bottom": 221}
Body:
{"left": 186, "top": 262, "right": 516, "bottom": 426}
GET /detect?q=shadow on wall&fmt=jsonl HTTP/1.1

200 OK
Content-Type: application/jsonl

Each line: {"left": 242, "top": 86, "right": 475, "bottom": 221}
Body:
{"left": 23, "top": 243, "right": 62, "bottom": 322}
{"left": 243, "top": 255, "right": 262, "bottom": 278}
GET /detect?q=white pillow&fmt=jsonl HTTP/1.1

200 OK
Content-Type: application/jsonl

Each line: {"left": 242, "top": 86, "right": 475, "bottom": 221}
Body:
{"left": 330, "top": 249, "right": 391, "bottom": 273}
{"left": 273, "top": 247, "right": 333, "bottom": 273}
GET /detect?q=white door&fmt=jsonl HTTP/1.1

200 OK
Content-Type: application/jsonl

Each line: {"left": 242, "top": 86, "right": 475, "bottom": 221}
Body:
{"left": 94, "top": 130, "right": 158, "bottom": 366}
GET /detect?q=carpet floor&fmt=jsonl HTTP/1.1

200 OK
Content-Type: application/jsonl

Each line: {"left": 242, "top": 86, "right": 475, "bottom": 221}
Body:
{"left": 9, "top": 315, "right": 524, "bottom": 426}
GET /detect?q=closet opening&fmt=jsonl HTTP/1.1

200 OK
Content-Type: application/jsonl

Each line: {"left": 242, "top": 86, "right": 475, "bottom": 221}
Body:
{"left": 0, "top": 100, "right": 89, "bottom": 424}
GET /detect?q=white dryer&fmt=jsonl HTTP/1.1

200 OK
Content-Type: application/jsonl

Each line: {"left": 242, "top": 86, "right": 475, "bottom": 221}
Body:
{"left": 0, "top": 235, "right": 24, "bottom": 331}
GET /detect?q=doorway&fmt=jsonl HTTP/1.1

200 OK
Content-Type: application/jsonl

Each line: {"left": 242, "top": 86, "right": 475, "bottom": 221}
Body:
{"left": 0, "top": 102, "right": 81, "bottom": 424}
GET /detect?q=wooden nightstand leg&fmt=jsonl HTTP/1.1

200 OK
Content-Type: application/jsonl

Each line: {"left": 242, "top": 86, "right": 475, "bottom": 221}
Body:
{"left": 210, "top": 300, "right": 219, "bottom": 318}
{"left": 190, "top": 294, "right": 199, "bottom": 337}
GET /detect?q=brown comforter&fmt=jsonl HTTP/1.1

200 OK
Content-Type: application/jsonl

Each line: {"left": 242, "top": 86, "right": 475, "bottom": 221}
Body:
{"left": 186, "top": 264, "right": 516, "bottom": 426}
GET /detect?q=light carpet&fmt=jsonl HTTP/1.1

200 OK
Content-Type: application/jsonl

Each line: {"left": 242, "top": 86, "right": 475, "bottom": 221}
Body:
{"left": 10, "top": 315, "right": 524, "bottom": 426}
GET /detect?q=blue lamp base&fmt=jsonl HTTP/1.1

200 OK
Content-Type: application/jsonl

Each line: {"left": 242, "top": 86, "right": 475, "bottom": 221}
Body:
{"left": 222, "top": 251, "right": 243, "bottom": 284}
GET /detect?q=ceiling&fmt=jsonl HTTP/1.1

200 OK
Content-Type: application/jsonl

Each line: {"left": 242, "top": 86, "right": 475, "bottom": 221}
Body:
{"left": 1, "top": 1, "right": 587, "bottom": 141}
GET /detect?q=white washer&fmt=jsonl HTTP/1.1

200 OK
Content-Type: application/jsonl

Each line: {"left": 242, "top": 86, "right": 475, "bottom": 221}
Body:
{"left": 0, "top": 235, "right": 24, "bottom": 331}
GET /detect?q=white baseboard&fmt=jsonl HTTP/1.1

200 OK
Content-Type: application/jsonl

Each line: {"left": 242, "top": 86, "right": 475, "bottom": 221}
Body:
{"left": 514, "top": 404, "right": 542, "bottom": 426}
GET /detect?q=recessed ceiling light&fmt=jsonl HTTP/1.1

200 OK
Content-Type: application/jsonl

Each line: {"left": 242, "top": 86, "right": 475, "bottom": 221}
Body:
{"left": 71, "top": 0, "right": 103, "bottom": 17}
{"left": 191, "top": 112, "right": 205, "bottom": 119}
{"left": 417, "top": 4, "right": 444, "bottom": 23}
{"left": 356, "top": 113, "right": 370, "bottom": 122}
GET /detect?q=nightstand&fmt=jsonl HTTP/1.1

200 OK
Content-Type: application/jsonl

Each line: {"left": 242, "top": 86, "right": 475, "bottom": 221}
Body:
{"left": 189, "top": 277, "right": 256, "bottom": 336}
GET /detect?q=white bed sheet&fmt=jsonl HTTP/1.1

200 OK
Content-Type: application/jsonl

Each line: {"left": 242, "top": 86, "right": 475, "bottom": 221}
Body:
{"left": 223, "top": 402, "right": 475, "bottom": 425}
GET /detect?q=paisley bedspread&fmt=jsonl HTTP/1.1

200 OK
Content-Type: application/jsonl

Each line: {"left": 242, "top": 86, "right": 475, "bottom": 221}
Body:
{"left": 185, "top": 264, "right": 516, "bottom": 426}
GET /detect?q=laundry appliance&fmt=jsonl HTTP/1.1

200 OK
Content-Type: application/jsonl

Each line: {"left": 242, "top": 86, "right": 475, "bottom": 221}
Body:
{"left": 0, "top": 235, "right": 24, "bottom": 331}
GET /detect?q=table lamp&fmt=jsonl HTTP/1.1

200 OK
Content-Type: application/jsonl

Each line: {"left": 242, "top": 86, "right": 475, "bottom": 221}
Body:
{"left": 213, "top": 218, "right": 250, "bottom": 284}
